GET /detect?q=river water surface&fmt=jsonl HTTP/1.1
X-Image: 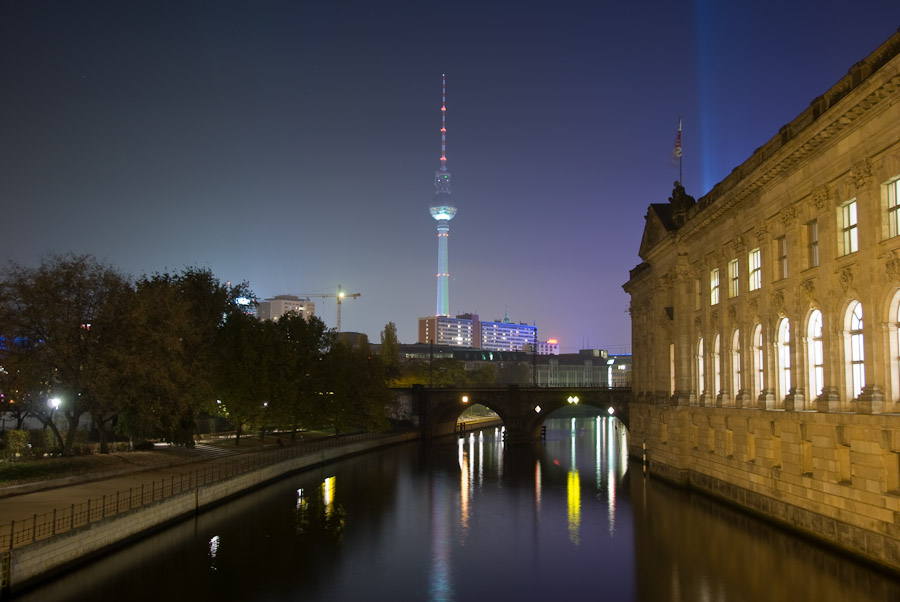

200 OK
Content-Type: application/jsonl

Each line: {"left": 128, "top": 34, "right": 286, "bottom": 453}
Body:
{"left": 16, "top": 417, "right": 900, "bottom": 601}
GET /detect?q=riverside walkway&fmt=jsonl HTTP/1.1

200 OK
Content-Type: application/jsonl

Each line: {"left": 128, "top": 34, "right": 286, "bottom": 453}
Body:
{"left": 0, "top": 432, "right": 404, "bottom": 551}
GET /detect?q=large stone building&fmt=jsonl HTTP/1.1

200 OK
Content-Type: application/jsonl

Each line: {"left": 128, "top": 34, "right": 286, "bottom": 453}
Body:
{"left": 623, "top": 31, "right": 900, "bottom": 570}
{"left": 626, "top": 31, "right": 900, "bottom": 414}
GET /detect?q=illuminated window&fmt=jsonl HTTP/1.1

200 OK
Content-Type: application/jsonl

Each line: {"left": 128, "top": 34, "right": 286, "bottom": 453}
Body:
{"left": 848, "top": 301, "right": 865, "bottom": 399}
{"left": 710, "top": 268, "right": 720, "bottom": 306}
{"left": 697, "top": 338, "right": 705, "bottom": 396}
{"left": 775, "top": 236, "right": 787, "bottom": 280}
{"left": 728, "top": 259, "right": 739, "bottom": 298}
{"left": 807, "top": 310, "right": 824, "bottom": 401}
{"left": 713, "top": 334, "right": 721, "bottom": 397}
{"left": 753, "top": 324, "right": 764, "bottom": 399}
{"left": 731, "top": 330, "right": 742, "bottom": 400}
{"left": 896, "top": 298, "right": 900, "bottom": 401}
{"left": 777, "top": 318, "right": 791, "bottom": 401}
{"left": 889, "top": 180, "right": 900, "bottom": 238}
{"left": 841, "top": 200, "right": 858, "bottom": 255}
{"left": 749, "top": 248, "right": 761, "bottom": 291}
{"left": 806, "top": 220, "right": 819, "bottom": 268}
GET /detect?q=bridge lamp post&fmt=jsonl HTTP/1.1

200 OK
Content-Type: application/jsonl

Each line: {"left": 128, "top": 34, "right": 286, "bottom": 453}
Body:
{"left": 607, "top": 407, "right": 615, "bottom": 415}
{"left": 567, "top": 395, "right": 579, "bottom": 405}
{"left": 534, "top": 405, "right": 541, "bottom": 413}
{"left": 461, "top": 395, "right": 469, "bottom": 404}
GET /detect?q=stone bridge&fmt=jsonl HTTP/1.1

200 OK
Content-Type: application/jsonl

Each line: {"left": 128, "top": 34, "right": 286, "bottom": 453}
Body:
{"left": 403, "top": 385, "right": 632, "bottom": 444}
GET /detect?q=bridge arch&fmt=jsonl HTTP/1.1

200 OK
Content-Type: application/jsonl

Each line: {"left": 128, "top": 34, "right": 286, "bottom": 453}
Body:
{"left": 414, "top": 386, "right": 631, "bottom": 444}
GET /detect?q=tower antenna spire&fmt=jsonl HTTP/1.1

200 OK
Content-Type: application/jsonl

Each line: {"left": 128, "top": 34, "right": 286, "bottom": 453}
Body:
{"left": 430, "top": 74, "right": 457, "bottom": 317}
{"left": 440, "top": 73, "right": 447, "bottom": 168}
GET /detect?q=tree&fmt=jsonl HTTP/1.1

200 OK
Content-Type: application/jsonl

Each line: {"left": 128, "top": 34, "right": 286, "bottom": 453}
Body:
{"left": 274, "top": 313, "right": 332, "bottom": 440}
{"left": 213, "top": 312, "right": 280, "bottom": 445}
{"left": 111, "top": 268, "right": 233, "bottom": 447}
{"left": 379, "top": 322, "right": 401, "bottom": 383}
{"left": 0, "top": 254, "right": 131, "bottom": 456}
{"left": 320, "top": 336, "right": 390, "bottom": 434}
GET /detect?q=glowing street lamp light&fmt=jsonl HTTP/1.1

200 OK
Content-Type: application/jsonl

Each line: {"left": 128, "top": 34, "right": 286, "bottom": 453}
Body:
{"left": 461, "top": 395, "right": 469, "bottom": 404}
{"left": 607, "top": 406, "right": 615, "bottom": 415}
{"left": 49, "top": 397, "right": 61, "bottom": 410}
{"left": 567, "top": 395, "right": 579, "bottom": 405}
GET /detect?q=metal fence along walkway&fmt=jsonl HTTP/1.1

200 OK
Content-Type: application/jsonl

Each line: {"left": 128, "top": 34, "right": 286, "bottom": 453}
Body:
{"left": 0, "top": 431, "right": 392, "bottom": 550}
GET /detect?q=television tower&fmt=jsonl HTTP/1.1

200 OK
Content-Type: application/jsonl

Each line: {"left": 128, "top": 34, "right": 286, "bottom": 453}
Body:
{"left": 430, "top": 74, "right": 457, "bottom": 317}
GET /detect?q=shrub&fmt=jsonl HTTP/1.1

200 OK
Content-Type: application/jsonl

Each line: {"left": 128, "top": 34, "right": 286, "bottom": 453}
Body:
{"left": 4, "top": 430, "right": 28, "bottom": 459}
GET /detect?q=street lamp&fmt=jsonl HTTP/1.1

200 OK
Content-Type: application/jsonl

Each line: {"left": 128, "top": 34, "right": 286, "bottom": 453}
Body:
{"left": 49, "top": 397, "right": 61, "bottom": 411}
{"left": 461, "top": 395, "right": 469, "bottom": 404}
{"left": 567, "top": 395, "right": 579, "bottom": 405}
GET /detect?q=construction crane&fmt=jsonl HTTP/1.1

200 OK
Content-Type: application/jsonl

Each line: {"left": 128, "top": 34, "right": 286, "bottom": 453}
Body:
{"left": 296, "top": 284, "right": 361, "bottom": 332}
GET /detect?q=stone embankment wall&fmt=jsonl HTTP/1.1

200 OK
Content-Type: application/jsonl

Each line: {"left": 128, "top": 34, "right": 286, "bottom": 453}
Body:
{"left": 6, "top": 432, "right": 418, "bottom": 591}
{"left": 628, "top": 403, "right": 900, "bottom": 572}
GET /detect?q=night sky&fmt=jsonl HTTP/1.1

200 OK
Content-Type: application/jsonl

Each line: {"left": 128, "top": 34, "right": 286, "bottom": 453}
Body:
{"left": 1, "top": 2, "right": 897, "bottom": 351}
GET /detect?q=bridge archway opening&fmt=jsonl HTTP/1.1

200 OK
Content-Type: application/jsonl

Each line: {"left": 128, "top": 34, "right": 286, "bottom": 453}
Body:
{"left": 459, "top": 403, "right": 499, "bottom": 421}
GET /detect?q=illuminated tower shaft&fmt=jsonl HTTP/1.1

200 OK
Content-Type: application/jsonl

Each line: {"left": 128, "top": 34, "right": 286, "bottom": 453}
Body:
{"left": 435, "top": 219, "right": 451, "bottom": 316}
{"left": 430, "top": 74, "right": 456, "bottom": 317}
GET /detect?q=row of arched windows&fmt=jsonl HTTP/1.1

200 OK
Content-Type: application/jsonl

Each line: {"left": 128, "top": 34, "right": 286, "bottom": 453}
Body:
{"left": 694, "top": 297, "right": 886, "bottom": 407}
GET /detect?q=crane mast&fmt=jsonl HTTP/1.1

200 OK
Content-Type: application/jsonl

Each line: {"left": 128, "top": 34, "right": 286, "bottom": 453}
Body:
{"left": 294, "top": 284, "right": 361, "bottom": 332}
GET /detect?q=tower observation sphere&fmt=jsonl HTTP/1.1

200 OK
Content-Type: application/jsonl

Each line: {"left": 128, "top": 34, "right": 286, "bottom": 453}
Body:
{"left": 431, "top": 74, "right": 456, "bottom": 317}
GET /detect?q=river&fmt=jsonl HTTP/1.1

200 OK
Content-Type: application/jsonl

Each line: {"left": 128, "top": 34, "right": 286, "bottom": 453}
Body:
{"left": 15, "top": 416, "right": 900, "bottom": 601}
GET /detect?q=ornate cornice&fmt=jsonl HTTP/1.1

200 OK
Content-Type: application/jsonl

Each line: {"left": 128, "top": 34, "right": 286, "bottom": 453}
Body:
{"left": 677, "top": 69, "right": 900, "bottom": 240}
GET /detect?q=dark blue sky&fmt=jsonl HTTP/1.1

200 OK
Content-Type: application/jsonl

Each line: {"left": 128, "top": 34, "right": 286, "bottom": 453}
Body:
{"left": 1, "top": 2, "right": 897, "bottom": 350}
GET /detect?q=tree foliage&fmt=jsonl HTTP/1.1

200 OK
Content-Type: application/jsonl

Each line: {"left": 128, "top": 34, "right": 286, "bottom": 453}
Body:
{"left": 0, "top": 254, "right": 131, "bottom": 455}
{"left": 0, "top": 255, "right": 398, "bottom": 452}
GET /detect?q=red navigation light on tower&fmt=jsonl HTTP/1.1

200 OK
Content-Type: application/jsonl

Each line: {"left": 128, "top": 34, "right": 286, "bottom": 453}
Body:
{"left": 429, "top": 73, "right": 457, "bottom": 317}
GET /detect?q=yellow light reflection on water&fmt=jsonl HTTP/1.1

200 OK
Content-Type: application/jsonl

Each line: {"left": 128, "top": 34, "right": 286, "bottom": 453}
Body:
{"left": 322, "top": 476, "right": 336, "bottom": 517}
{"left": 460, "top": 439, "right": 470, "bottom": 538}
{"left": 567, "top": 468, "right": 581, "bottom": 545}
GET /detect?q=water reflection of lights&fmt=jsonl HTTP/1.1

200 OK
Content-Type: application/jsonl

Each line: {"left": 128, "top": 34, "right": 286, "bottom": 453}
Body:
{"left": 534, "top": 460, "right": 542, "bottom": 513}
{"left": 567, "top": 468, "right": 581, "bottom": 545}
{"left": 322, "top": 476, "right": 336, "bottom": 517}
{"left": 429, "top": 474, "right": 454, "bottom": 601}
{"left": 607, "top": 418, "right": 617, "bottom": 535}
{"left": 296, "top": 488, "right": 304, "bottom": 509}
{"left": 459, "top": 438, "right": 470, "bottom": 537}
{"left": 208, "top": 535, "right": 220, "bottom": 571}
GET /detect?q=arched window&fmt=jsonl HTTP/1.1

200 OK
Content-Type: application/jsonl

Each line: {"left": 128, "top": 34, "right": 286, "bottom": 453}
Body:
{"left": 731, "top": 330, "right": 742, "bottom": 401}
{"left": 807, "top": 310, "right": 824, "bottom": 401}
{"left": 896, "top": 298, "right": 900, "bottom": 401}
{"left": 849, "top": 301, "right": 865, "bottom": 399}
{"left": 777, "top": 319, "right": 791, "bottom": 401}
{"left": 753, "top": 325, "right": 764, "bottom": 399}
{"left": 713, "top": 334, "right": 721, "bottom": 398}
{"left": 697, "top": 338, "right": 705, "bottom": 397}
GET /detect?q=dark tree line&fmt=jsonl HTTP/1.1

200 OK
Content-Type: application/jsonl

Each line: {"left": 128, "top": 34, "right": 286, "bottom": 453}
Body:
{"left": 0, "top": 254, "right": 391, "bottom": 454}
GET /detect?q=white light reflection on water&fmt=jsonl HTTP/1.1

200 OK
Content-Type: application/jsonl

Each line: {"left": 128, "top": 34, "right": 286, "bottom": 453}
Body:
{"left": 429, "top": 473, "right": 454, "bottom": 602}
{"left": 477, "top": 431, "right": 484, "bottom": 488}
{"left": 208, "top": 535, "right": 220, "bottom": 571}
{"left": 607, "top": 417, "right": 617, "bottom": 535}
